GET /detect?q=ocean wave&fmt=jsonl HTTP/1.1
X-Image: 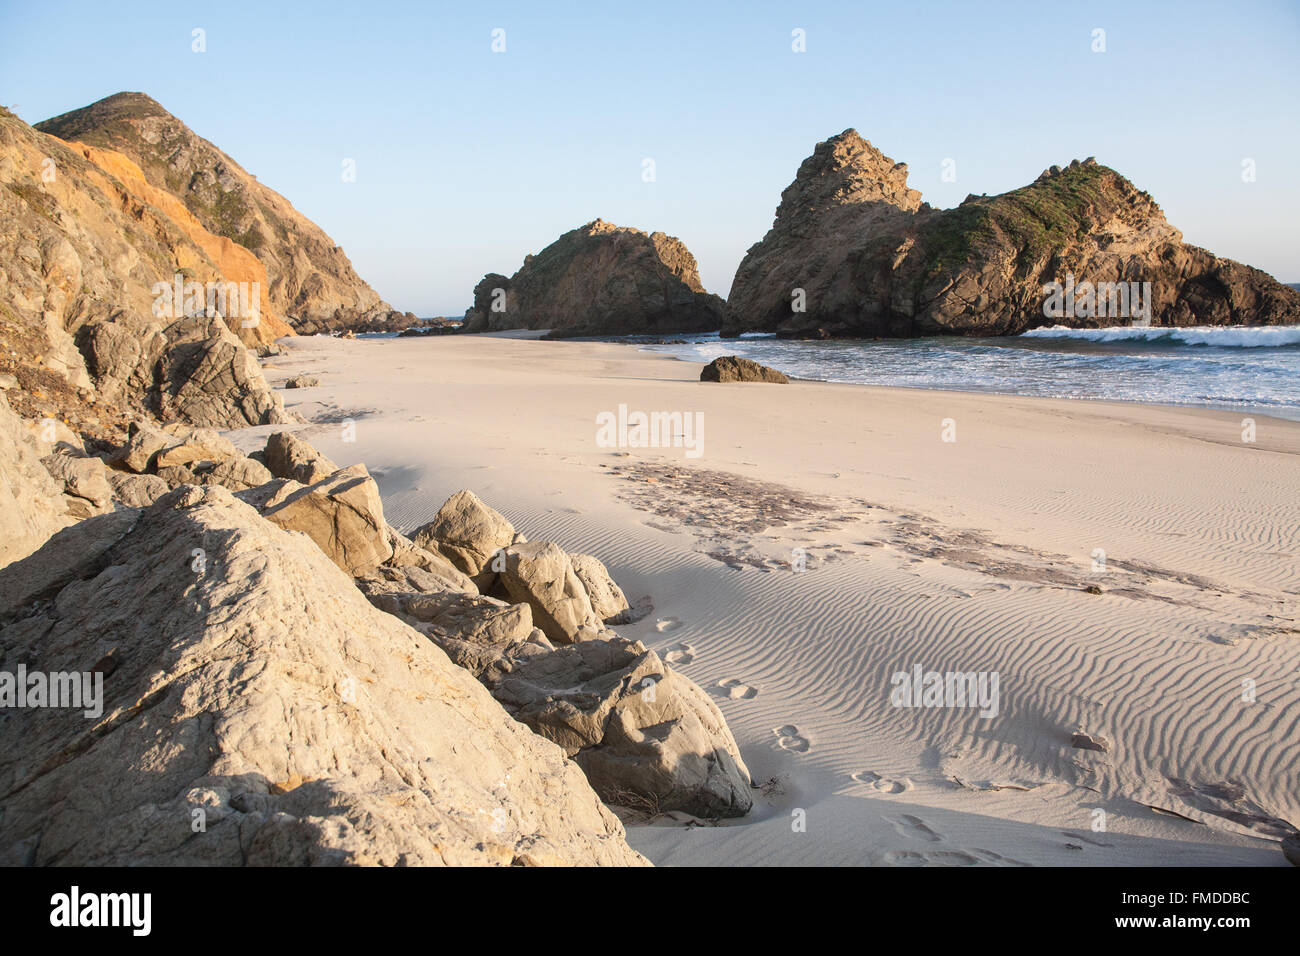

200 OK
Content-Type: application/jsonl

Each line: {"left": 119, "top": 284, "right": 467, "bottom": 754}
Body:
{"left": 1020, "top": 325, "right": 1300, "bottom": 348}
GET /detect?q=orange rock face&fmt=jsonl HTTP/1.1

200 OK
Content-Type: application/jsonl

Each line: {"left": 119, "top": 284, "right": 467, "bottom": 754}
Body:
{"left": 70, "top": 142, "right": 294, "bottom": 347}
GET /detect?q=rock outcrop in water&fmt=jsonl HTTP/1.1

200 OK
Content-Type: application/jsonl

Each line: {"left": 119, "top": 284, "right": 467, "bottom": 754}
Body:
{"left": 701, "top": 356, "right": 790, "bottom": 384}
{"left": 36, "top": 93, "right": 415, "bottom": 335}
{"left": 723, "top": 129, "right": 1300, "bottom": 338}
{"left": 462, "top": 219, "right": 725, "bottom": 337}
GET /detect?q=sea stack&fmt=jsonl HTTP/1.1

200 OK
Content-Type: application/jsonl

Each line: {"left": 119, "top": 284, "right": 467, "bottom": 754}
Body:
{"left": 462, "top": 219, "right": 725, "bottom": 337}
{"left": 723, "top": 129, "right": 1300, "bottom": 338}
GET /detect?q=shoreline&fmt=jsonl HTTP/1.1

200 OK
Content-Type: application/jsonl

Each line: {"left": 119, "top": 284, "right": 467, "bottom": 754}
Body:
{"left": 247, "top": 332, "right": 1300, "bottom": 866}
{"left": 369, "top": 328, "right": 1300, "bottom": 445}
{"left": 384, "top": 327, "right": 1300, "bottom": 426}
{"left": 643, "top": 347, "right": 1300, "bottom": 429}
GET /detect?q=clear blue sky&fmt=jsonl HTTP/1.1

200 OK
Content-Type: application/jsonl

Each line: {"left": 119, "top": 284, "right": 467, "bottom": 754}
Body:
{"left": 3, "top": 0, "right": 1297, "bottom": 316}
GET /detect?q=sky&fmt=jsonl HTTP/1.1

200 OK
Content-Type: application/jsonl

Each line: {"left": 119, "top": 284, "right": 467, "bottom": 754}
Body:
{"left": 2, "top": 0, "right": 1298, "bottom": 316}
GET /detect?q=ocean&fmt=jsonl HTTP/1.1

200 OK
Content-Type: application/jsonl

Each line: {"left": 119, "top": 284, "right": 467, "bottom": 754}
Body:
{"left": 618, "top": 325, "right": 1300, "bottom": 422}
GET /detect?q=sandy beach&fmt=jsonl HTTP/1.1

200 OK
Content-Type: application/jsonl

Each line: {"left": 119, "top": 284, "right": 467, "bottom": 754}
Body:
{"left": 241, "top": 332, "right": 1300, "bottom": 867}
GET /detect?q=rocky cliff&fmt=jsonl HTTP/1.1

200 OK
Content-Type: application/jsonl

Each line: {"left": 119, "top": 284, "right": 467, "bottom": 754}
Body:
{"left": 723, "top": 129, "right": 1300, "bottom": 337}
{"left": 463, "top": 219, "right": 725, "bottom": 337}
{"left": 36, "top": 93, "right": 415, "bottom": 335}
{"left": 0, "top": 105, "right": 292, "bottom": 445}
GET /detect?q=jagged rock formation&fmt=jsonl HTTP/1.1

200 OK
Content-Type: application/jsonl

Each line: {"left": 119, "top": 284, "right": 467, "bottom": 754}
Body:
{"left": 0, "top": 485, "right": 647, "bottom": 865}
{"left": 36, "top": 93, "right": 414, "bottom": 335}
{"left": 358, "top": 575, "right": 548, "bottom": 684}
{"left": 0, "top": 105, "right": 292, "bottom": 444}
{"left": 723, "top": 129, "right": 1300, "bottom": 338}
{"left": 462, "top": 220, "right": 725, "bottom": 337}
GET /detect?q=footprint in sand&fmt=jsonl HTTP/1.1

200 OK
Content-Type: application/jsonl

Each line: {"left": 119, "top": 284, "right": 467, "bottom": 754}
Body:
{"left": 663, "top": 642, "right": 695, "bottom": 665}
{"left": 712, "top": 678, "right": 759, "bottom": 700}
{"left": 772, "top": 725, "right": 810, "bottom": 753}
{"left": 654, "top": 617, "right": 683, "bottom": 633}
{"left": 889, "top": 814, "right": 942, "bottom": 842}
{"left": 1062, "top": 830, "right": 1113, "bottom": 848}
{"left": 883, "top": 849, "right": 928, "bottom": 866}
{"left": 929, "top": 850, "right": 981, "bottom": 866}
{"left": 852, "top": 770, "right": 913, "bottom": 794}
{"left": 883, "top": 816, "right": 1031, "bottom": 866}
{"left": 969, "top": 848, "right": 1031, "bottom": 866}
{"left": 884, "top": 848, "right": 1015, "bottom": 867}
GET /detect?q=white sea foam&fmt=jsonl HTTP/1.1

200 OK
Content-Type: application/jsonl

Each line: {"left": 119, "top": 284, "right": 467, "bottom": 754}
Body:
{"left": 1020, "top": 324, "right": 1300, "bottom": 347}
{"left": 633, "top": 327, "right": 1300, "bottom": 421}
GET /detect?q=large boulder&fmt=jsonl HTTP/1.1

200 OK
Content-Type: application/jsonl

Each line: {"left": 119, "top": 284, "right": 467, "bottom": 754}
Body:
{"left": 264, "top": 431, "right": 338, "bottom": 485}
{"left": 261, "top": 465, "right": 394, "bottom": 575}
{"left": 700, "top": 356, "right": 790, "bottom": 384}
{"left": 569, "top": 553, "right": 632, "bottom": 624}
{"left": 153, "top": 424, "right": 239, "bottom": 469}
{"left": 116, "top": 421, "right": 176, "bottom": 473}
{"left": 499, "top": 541, "right": 604, "bottom": 644}
{"left": 412, "top": 490, "right": 516, "bottom": 588}
{"left": 0, "top": 485, "right": 646, "bottom": 865}
{"left": 0, "top": 394, "right": 75, "bottom": 569}
{"left": 80, "top": 320, "right": 167, "bottom": 408}
{"left": 723, "top": 129, "right": 1300, "bottom": 338}
{"left": 40, "top": 453, "right": 114, "bottom": 518}
{"left": 197, "top": 455, "right": 274, "bottom": 492}
{"left": 492, "top": 637, "right": 754, "bottom": 818}
{"left": 106, "top": 470, "right": 169, "bottom": 508}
